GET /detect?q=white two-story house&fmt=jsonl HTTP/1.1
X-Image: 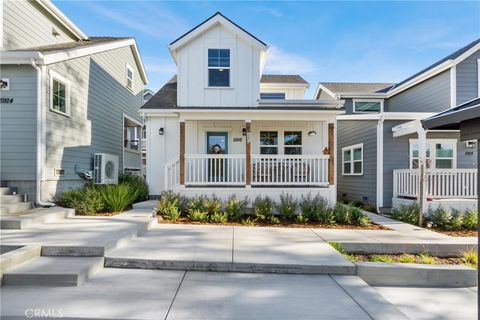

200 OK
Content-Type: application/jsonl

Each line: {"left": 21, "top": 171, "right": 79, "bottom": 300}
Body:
{"left": 142, "top": 12, "right": 344, "bottom": 202}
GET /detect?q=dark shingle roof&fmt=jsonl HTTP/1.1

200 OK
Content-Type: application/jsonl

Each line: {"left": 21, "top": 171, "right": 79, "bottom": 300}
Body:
{"left": 319, "top": 82, "right": 394, "bottom": 94}
{"left": 422, "top": 98, "right": 480, "bottom": 130}
{"left": 261, "top": 74, "right": 309, "bottom": 85}
{"left": 141, "top": 76, "right": 177, "bottom": 109}
{"left": 18, "top": 37, "right": 131, "bottom": 53}
{"left": 391, "top": 38, "right": 480, "bottom": 90}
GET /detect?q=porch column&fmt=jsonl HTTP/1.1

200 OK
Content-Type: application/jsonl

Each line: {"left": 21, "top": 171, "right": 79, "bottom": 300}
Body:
{"left": 179, "top": 119, "right": 185, "bottom": 186}
{"left": 245, "top": 120, "right": 251, "bottom": 187}
{"left": 417, "top": 128, "right": 428, "bottom": 223}
{"left": 328, "top": 123, "right": 334, "bottom": 185}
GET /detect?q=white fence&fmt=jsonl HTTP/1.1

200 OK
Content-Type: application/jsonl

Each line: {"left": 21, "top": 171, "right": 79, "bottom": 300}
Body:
{"left": 185, "top": 154, "right": 246, "bottom": 185}
{"left": 164, "top": 157, "right": 180, "bottom": 190}
{"left": 393, "top": 169, "right": 478, "bottom": 199}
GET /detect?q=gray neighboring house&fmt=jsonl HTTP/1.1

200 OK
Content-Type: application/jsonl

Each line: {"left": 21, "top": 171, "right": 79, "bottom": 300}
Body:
{"left": 315, "top": 39, "right": 480, "bottom": 212}
{"left": 0, "top": 0, "right": 148, "bottom": 205}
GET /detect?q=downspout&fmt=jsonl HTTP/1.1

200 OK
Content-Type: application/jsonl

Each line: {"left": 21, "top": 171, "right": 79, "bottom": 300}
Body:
{"left": 30, "top": 59, "right": 55, "bottom": 207}
{"left": 376, "top": 115, "right": 384, "bottom": 213}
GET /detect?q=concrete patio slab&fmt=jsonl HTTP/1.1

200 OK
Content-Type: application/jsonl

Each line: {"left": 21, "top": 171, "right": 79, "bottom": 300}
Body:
{"left": 167, "top": 272, "right": 389, "bottom": 320}
{"left": 374, "top": 285, "right": 478, "bottom": 320}
{"left": 1, "top": 268, "right": 184, "bottom": 319}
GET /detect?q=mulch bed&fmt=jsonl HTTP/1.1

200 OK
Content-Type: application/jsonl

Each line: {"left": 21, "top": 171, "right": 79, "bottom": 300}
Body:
{"left": 352, "top": 253, "right": 465, "bottom": 265}
{"left": 430, "top": 228, "right": 478, "bottom": 237}
{"left": 158, "top": 217, "right": 390, "bottom": 230}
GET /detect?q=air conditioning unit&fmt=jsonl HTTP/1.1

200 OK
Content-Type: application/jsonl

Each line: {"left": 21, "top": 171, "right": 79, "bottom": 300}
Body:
{"left": 94, "top": 153, "right": 119, "bottom": 184}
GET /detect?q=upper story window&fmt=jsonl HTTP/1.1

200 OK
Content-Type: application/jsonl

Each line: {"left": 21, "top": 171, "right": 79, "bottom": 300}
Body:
{"left": 342, "top": 143, "right": 363, "bottom": 175}
{"left": 260, "top": 92, "right": 286, "bottom": 100}
{"left": 126, "top": 65, "right": 134, "bottom": 91}
{"left": 49, "top": 71, "right": 70, "bottom": 116}
{"left": 208, "top": 49, "right": 230, "bottom": 87}
{"left": 353, "top": 99, "right": 383, "bottom": 113}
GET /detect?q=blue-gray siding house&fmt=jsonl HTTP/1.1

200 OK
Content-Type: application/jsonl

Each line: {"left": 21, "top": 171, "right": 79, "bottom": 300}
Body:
{"left": 315, "top": 39, "right": 480, "bottom": 212}
{"left": 1, "top": 0, "right": 148, "bottom": 205}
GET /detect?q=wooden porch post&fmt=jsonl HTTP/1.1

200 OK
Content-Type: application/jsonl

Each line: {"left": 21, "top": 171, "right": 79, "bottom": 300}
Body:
{"left": 328, "top": 123, "right": 335, "bottom": 185}
{"left": 245, "top": 120, "right": 251, "bottom": 186}
{"left": 179, "top": 119, "right": 185, "bottom": 186}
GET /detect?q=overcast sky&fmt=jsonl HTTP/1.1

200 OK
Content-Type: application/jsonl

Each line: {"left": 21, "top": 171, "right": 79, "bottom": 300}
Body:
{"left": 55, "top": 1, "right": 480, "bottom": 97}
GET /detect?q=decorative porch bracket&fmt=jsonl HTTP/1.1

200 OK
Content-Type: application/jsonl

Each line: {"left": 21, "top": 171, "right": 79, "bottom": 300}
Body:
{"left": 179, "top": 119, "right": 185, "bottom": 186}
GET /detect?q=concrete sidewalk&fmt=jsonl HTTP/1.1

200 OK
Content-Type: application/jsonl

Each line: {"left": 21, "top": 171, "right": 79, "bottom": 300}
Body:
{"left": 0, "top": 268, "right": 408, "bottom": 320}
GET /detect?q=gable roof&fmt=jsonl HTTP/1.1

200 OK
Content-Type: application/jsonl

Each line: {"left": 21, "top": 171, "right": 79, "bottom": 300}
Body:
{"left": 36, "top": 0, "right": 88, "bottom": 40}
{"left": 422, "top": 97, "right": 480, "bottom": 130}
{"left": 141, "top": 76, "right": 177, "bottom": 110}
{"left": 170, "top": 12, "right": 268, "bottom": 50}
{"left": 17, "top": 37, "right": 131, "bottom": 53}
{"left": 317, "top": 82, "right": 394, "bottom": 98}
{"left": 261, "top": 74, "right": 309, "bottom": 85}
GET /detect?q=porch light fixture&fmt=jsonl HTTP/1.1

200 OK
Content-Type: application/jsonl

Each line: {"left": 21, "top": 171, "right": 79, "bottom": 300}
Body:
{"left": 158, "top": 127, "right": 164, "bottom": 135}
{"left": 308, "top": 130, "right": 317, "bottom": 136}
{"left": 242, "top": 128, "right": 247, "bottom": 136}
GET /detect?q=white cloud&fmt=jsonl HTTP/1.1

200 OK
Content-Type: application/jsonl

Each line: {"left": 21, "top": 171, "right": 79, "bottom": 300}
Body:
{"left": 144, "top": 57, "right": 177, "bottom": 75}
{"left": 264, "top": 45, "right": 317, "bottom": 74}
{"left": 251, "top": 6, "right": 283, "bottom": 17}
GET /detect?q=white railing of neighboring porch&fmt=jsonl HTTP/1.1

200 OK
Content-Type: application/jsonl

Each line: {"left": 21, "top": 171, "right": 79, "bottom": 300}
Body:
{"left": 164, "top": 156, "right": 180, "bottom": 190}
{"left": 393, "top": 169, "right": 478, "bottom": 199}
{"left": 185, "top": 154, "right": 246, "bottom": 185}
{"left": 251, "top": 154, "right": 330, "bottom": 186}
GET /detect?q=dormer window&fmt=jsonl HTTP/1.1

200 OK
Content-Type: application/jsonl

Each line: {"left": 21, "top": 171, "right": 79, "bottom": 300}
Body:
{"left": 208, "top": 49, "right": 230, "bottom": 87}
{"left": 353, "top": 99, "right": 383, "bottom": 113}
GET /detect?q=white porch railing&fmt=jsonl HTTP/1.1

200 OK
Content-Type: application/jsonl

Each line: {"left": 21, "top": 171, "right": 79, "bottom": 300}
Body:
{"left": 393, "top": 169, "right": 478, "bottom": 199}
{"left": 185, "top": 154, "right": 246, "bottom": 185}
{"left": 251, "top": 154, "right": 330, "bottom": 186}
{"left": 164, "top": 156, "right": 180, "bottom": 190}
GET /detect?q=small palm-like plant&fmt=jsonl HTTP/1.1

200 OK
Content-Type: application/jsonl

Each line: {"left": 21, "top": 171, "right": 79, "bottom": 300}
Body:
{"left": 100, "top": 184, "right": 137, "bottom": 213}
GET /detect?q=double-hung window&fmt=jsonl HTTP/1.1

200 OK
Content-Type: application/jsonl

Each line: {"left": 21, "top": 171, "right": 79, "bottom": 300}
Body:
{"left": 284, "top": 131, "right": 302, "bottom": 155}
{"left": 353, "top": 100, "right": 383, "bottom": 113}
{"left": 126, "top": 65, "right": 134, "bottom": 91}
{"left": 342, "top": 144, "right": 363, "bottom": 175}
{"left": 208, "top": 49, "right": 230, "bottom": 87}
{"left": 50, "top": 71, "right": 70, "bottom": 116}
{"left": 260, "top": 131, "right": 278, "bottom": 154}
{"left": 409, "top": 139, "right": 456, "bottom": 169}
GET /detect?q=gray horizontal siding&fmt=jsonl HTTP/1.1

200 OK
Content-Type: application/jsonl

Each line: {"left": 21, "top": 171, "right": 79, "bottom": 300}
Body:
{"left": 45, "top": 45, "right": 143, "bottom": 183}
{"left": 3, "top": 0, "right": 76, "bottom": 49}
{"left": 386, "top": 70, "right": 451, "bottom": 112}
{"left": 337, "top": 120, "right": 377, "bottom": 206}
{"left": 0, "top": 65, "right": 37, "bottom": 181}
{"left": 456, "top": 49, "right": 480, "bottom": 105}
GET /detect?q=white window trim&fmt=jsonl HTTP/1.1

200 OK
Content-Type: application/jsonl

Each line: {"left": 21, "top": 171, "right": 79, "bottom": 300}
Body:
{"left": 409, "top": 139, "right": 457, "bottom": 169}
{"left": 283, "top": 130, "right": 303, "bottom": 155}
{"left": 126, "top": 64, "right": 134, "bottom": 92}
{"left": 342, "top": 143, "right": 363, "bottom": 176}
{"left": 353, "top": 99, "right": 384, "bottom": 113}
{"left": 206, "top": 47, "right": 233, "bottom": 89}
{"left": 259, "top": 131, "right": 279, "bottom": 155}
{"left": 49, "top": 70, "right": 71, "bottom": 117}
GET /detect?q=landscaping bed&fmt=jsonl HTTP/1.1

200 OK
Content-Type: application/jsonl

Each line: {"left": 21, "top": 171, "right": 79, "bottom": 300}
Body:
{"left": 157, "top": 191, "right": 388, "bottom": 230}
{"left": 390, "top": 203, "right": 477, "bottom": 236}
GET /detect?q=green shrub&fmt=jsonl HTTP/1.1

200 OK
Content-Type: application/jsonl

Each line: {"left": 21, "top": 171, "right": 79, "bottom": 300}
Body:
{"left": 203, "top": 196, "right": 222, "bottom": 216}
{"left": 462, "top": 248, "right": 478, "bottom": 269}
{"left": 418, "top": 253, "right": 435, "bottom": 264}
{"left": 370, "top": 255, "right": 394, "bottom": 263}
{"left": 318, "top": 208, "right": 336, "bottom": 225}
{"left": 209, "top": 212, "right": 229, "bottom": 224}
{"left": 267, "top": 215, "right": 280, "bottom": 225}
{"left": 462, "top": 209, "right": 478, "bottom": 230}
{"left": 99, "top": 184, "right": 138, "bottom": 212}
{"left": 119, "top": 173, "right": 149, "bottom": 203}
{"left": 299, "top": 194, "right": 330, "bottom": 222}
{"left": 333, "top": 203, "right": 351, "bottom": 224}
{"left": 224, "top": 196, "right": 248, "bottom": 221}
{"left": 58, "top": 186, "right": 104, "bottom": 215}
{"left": 448, "top": 209, "right": 464, "bottom": 231}
{"left": 241, "top": 217, "right": 256, "bottom": 226}
{"left": 188, "top": 209, "right": 208, "bottom": 222}
{"left": 276, "top": 193, "right": 297, "bottom": 221}
{"left": 350, "top": 206, "right": 371, "bottom": 226}
{"left": 253, "top": 196, "right": 275, "bottom": 222}
{"left": 57, "top": 188, "right": 84, "bottom": 208}
{"left": 158, "top": 191, "right": 181, "bottom": 221}
{"left": 429, "top": 206, "right": 452, "bottom": 230}
{"left": 295, "top": 214, "right": 309, "bottom": 224}
{"left": 187, "top": 196, "right": 205, "bottom": 214}
{"left": 398, "top": 254, "right": 415, "bottom": 264}
{"left": 391, "top": 203, "right": 420, "bottom": 225}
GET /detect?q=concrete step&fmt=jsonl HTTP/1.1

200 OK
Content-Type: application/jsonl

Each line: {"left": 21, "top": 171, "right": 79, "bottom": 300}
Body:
{"left": 0, "top": 202, "right": 34, "bottom": 215}
{"left": 0, "top": 194, "right": 27, "bottom": 205}
{"left": 0, "top": 207, "right": 75, "bottom": 229}
{"left": 2, "top": 256, "right": 104, "bottom": 287}
{"left": 0, "top": 246, "right": 41, "bottom": 283}
{"left": 0, "top": 187, "right": 17, "bottom": 196}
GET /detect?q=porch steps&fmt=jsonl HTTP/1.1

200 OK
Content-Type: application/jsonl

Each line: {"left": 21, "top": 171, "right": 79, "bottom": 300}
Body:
{"left": 0, "top": 186, "right": 34, "bottom": 216}
{"left": 0, "top": 207, "right": 75, "bottom": 229}
{"left": 0, "top": 246, "right": 42, "bottom": 283}
{"left": 0, "top": 187, "right": 17, "bottom": 196}
{"left": 2, "top": 256, "right": 104, "bottom": 287}
{"left": 0, "top": 202, "right": 34, "bottom": 215}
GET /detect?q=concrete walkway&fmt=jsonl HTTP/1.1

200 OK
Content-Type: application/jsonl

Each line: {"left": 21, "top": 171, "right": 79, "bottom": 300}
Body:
{"left": 0, "top": 268, "right": 408, "bottom": 320}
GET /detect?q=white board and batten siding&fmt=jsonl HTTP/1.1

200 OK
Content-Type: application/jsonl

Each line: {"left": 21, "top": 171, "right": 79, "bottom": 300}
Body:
{"left": 43, "top": 45, "right": 144, "bottom": 197}
{"left": 176, "top": 24, "right": 261, "bottom": 108}
{"left": 2, "top": 0, "right": 77, "bottom": 49}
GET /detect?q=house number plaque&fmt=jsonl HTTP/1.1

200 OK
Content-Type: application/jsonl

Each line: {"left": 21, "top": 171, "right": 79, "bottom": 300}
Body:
{"left": 233, "top": 137, "right": 242, "bottom": 142}
{"left": 0, "top": 98, "right": 14, "bottom": 104}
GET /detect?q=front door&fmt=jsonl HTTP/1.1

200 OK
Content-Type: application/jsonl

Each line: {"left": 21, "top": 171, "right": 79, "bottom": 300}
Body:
{"left": 207, "top": 132, "right": 228, "bottom": 182}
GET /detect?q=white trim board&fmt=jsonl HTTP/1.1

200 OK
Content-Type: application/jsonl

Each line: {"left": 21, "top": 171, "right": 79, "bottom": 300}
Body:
{"left": 36, "top": 0, "right": 88, "bottom": 40}
{"left": 336, "top": 112, "right": 436, "bottom": 121}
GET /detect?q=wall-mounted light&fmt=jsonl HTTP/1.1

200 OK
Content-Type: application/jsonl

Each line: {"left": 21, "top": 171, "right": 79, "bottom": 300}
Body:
{"left": 308, "top": 130, "right": 317, "bottom": 136}
{"left": 158, "top": 127, "right": 164, "bottom": 135}
{"left": 242, "top": 128, "right": 247, "bottom": 136}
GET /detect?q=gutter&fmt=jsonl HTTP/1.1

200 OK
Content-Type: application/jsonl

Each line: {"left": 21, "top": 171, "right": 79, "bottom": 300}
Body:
{"left": 30, "top": 59, "right": 55, "bottom": 207}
